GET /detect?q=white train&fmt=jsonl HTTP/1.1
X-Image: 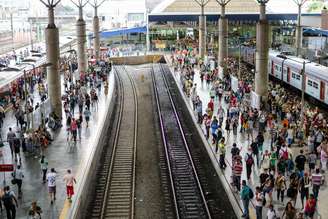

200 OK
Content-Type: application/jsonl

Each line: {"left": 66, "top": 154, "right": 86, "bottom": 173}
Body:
{"left": 241, "top": 47, "right": 328, "bottom": 105}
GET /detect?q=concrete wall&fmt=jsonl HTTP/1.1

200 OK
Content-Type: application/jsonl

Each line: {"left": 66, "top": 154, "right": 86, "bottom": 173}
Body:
{"left": 302, "top": 15, "right": 322, "bottom": 28}
{"left": 66, "top": 74, "right": 117, "bottom": 219}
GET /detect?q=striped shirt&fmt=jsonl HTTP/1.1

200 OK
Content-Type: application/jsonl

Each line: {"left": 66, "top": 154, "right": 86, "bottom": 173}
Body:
{"left": 311, "top": 173, "right": 323, "bottom": 186}
{"left": 233, "top": 162, "right": 243, "bottom": 176}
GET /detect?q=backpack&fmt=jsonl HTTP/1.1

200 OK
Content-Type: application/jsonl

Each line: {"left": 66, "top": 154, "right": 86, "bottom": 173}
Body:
{"left": 2, "top": 192, "right": 13, "bottom": 207}
{"left": 248, "top": 187, "right": 254, "bottom": 199}
{"left": 246, "top": 154, "right": 254, "bottom": 166}
{"left": 282, "top": 149, "right": 288, "bottom": 160}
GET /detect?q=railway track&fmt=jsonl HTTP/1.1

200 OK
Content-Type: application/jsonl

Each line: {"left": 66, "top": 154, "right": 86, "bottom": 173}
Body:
{"left": 151, "top": 63, "right": 211, "bottom": 219}
{"left": 88, "top": 65, "right": 138, "bottom": 219}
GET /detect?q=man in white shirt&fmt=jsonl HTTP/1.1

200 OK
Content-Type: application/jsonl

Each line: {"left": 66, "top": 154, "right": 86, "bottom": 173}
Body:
{"left": 267, "top": 204, "right": 278, "bottom": 219}
{"left": 46, "top": 168, "right": 56, "bottom": 204}
{"left": 15, "top": 165, "right": 24, "bottom": 198}
{"left": 63, "top": 169, "right": 77, "bottom": 202}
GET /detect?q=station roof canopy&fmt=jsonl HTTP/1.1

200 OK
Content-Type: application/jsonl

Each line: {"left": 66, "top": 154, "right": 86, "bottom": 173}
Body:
{"left": 149, "top": 0, "right": 319, "bottom": 22}
{"left": 303, "top": 28, "right": 328, "bottom": 37}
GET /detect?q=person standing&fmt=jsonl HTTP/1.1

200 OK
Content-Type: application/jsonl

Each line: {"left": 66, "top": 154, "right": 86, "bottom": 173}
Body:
{"left": 77, "top": 115, "right": 83, "bottom": 140}
{"left": 299, "top": 172, "right": 311, "bottom": 209}
{"left": 295, "top": 150, "right": 307, "bottom": 173}
{"left": 2, "top": 186, "right": 18, "bottom": 219}
{"left": 266, "top": 204, "right": 277, "bottom": 219}
{"left": 63, "top": 169, "right": 77, "bottom": 202}
{"left": 281, "top": 201, "right": 297, "bottom": 219}
{"left": 232, "top": 157, "right": 243, "bottom": 192}
{"left": 39, "top": 156, "right": 48, "bottom": 183}
{"left": 311, "top": 168, "right": 323, "bottom": 200}
{"left": 255, "top": 186, "right": 263, "bottom": 219}
{"left": 14, "top": 166, "right": 23, "bottom": 198}
{"left": 83, "top": 106, "right": 91, "bottom": 128}
{"left": 218, "top": 138, "right": 226, "bottom": 169}
{"left": 304, "top": 194, "right": 316, "bottom": 219}
{"left": 195, "top": 99, "right": 203, "bottom": 124}
{"left": 70, "top": 118, "right": 78, "bottom": 142}
{"left": 6, "top": 128, "right": 16, "bottom": 157}
{"left": 244, "top": 150, "right": 254, "bottom": 181}
{"left": 240, "top": 180, "right": 253, "bottom": 218}
{"left": 275, "top": 172, "right": 286, "bottom": 203}
{"left": 46, "top": 168, "right": 57, "bottom": 204}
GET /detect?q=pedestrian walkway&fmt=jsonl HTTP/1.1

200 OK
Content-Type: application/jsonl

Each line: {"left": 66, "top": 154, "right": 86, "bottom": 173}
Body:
{"left": 165, "top": 54, "right": 326, "bottom": 219}
{"left": 0, "top": 69, "right": 114, "bottom": 218}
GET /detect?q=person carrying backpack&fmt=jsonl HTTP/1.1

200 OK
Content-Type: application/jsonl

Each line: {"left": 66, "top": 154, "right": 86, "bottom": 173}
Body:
{"left": 2, "top": 186, "right": 18, "bottom": 219}
{"left": 240, "top": 180, "right": 253, "bottom": 218}
{"left": 245, "top": 149, "right": 254, "bottom": 181}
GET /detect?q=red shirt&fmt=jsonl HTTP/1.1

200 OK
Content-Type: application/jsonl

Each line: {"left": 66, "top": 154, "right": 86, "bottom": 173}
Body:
{"left": 208, "top": 101, "right": 214, "bottom": 112}
{"left": 305, "top": 199, "right": 316, "bottom": 213}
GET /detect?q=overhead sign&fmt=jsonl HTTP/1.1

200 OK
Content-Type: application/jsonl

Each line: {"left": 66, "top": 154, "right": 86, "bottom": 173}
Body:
{"left": 0, "top": 164, "right": 14, "bottom": 172}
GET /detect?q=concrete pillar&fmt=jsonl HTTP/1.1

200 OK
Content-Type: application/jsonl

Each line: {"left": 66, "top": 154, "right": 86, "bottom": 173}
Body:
{"left": 77, "top": 7, "right": 87, "bottom": 81}
{"left": 255, "top": 3, "right": 269, "bottom": 103}
{"left": 93, "top": 7, "right": 100, "bottom": 61}
{"left": 218, "top": 5, "right": 228, "bottom": 68}
{"left": 199, "top": 5, "right": 206, "bottom": 59}
{"left": 45, "top": 14, "right": 62, "bottom": 117}
{"left": 295, "top": 4, "right": 302, "bottom": 57}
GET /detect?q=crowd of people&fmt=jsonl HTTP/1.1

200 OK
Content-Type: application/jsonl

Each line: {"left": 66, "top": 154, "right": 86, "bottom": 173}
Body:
{"left": 171, "top": 46, "right": 326, "bottom": 219}
{"left": 0, "top": 48, "right": 111, "bottom": 218}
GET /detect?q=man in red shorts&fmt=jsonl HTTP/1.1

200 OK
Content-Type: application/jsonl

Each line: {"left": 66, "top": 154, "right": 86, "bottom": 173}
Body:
{"left": 63, "top": 169, "right": 77, "bottom": 202}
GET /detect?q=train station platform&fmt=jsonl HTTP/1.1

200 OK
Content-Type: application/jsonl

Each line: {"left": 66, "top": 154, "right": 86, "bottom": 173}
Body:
{"left": 0, "top": 71, "right": 115, "bottom": 218}
{"left": 164, "top": 55, "right": 326, "bottom": 218}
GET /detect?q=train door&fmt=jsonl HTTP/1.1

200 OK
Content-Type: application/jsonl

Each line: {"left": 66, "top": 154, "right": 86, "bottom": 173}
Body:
{"left": 287, "top": 68, "right": 291, "bottom": 83}
{"left": 271, "top": 61, "right": 274, "bottom": 75}
{"left": 320, "top": 81, "right": 325, "bottom": 101}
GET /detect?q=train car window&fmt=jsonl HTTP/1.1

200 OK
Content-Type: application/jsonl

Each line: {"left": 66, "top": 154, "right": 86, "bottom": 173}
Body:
{"left": 275, "top": 65, "right": 279, "bottom": 71}
{"left": 308, "top": 80, "right": 313, "bottom": 87}
{"left": 283, "top": 68, "right": 287, "bottom": 74}
{"left": 313, "top": 82, "right": 319, "bottom": 89}
{"left": 292, "top": 73, "right": 296, "bottom": 79}
{"left": 296, "top": 75, "right": 300, "bottom": 80}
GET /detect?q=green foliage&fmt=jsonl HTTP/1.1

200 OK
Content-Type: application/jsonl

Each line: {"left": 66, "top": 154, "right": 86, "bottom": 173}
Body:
{"left": 307, "top": 0, "right": 326, "bottom": 12}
